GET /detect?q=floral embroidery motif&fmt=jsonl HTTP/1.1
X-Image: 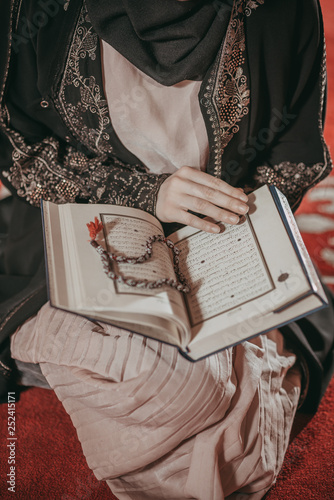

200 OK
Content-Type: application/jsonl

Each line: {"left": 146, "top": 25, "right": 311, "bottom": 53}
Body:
{"left": 244, "top": 0, "right": 264, "bottom": 17}
{"left": 0, "top": 1, "right": 89, "bottom": 205}
{"left": 54, "top": 5, "right": 113, "bottom": 155}
{"left": 254, "top": 30, "right": 332, "bottom": 210}
{"left": 1, "top": 130, "right": 94, "bottom": 205}
{"left": 0, "top": 1, "right": 168, "bottom": 212}
{"left": 89, "top": 166, "right": 170, "bottom": 216}
{"left": 1, "top": 114, "right": 168, "bottom": 212}
{"left": 202, "top": 0, "right": 263, "bottom": 177}
{"left": 0, "top": 0, "right": 332, "bottom": 216}
{"left": 254, "top": 162, "right": 328, "bottom": 209}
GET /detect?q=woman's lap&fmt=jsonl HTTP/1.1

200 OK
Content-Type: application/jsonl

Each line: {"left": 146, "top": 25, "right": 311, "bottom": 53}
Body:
{"left": 10, "top": 302, "right": 301, "bottom": 500}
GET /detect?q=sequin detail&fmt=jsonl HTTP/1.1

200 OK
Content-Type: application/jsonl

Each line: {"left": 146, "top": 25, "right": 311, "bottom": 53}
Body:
{"left": 254, "top": 162, "right": 327, "bottom": 209}
{"left": 202, "top": 0, "right": 264, "bottom": 177}
{"left": 0, "top": 2, "right": 168, "bottom": 213}
{"left": 54, "top": 5, "right": 113, "bottom": 155}
{"left": 253, "top": 36, "right": 332, "bottom": 209}
{"left": 1, "top": 132, "right": 94, "bottom": 205}
{"left": 0, "top": 0, "right": 331, "bottom": 215}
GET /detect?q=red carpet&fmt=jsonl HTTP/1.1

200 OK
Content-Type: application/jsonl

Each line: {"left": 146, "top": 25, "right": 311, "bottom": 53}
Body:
{"left": 1, "top": 0, "right": 334, "bottom": 498}
{"left": 265, "top": 376, "right": 334, "bottom": 500}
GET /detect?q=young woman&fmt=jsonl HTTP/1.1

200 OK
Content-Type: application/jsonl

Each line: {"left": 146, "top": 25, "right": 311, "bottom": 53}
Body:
{"left": 0, "top": 0, "right": 333, "bottom": 498}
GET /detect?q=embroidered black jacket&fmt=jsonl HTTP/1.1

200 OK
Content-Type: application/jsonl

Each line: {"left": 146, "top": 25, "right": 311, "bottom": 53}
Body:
{"left": 0, "top": 0, "right": 331, "bottom": 212}
{"left": 0, "top": 0, "right": 333, "bottom": 412}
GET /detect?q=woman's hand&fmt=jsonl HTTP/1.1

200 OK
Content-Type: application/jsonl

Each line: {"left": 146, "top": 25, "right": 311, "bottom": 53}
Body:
{"left": 156, "top": 166, "right": 249, "bottom": 233}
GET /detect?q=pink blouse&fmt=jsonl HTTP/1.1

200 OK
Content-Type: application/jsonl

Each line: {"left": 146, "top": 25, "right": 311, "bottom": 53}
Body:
{"left": 101, "top": 40, "right": 209, "bottom": 175}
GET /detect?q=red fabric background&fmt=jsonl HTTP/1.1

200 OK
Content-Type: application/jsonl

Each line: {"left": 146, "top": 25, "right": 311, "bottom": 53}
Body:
{"left": 0, "top": 0, "right": 334, "bottom": 498}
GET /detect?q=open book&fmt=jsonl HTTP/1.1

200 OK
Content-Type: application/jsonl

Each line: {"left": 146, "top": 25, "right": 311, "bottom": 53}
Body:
{"left": 42, "top": 185, "right": 328, "bottom": 361}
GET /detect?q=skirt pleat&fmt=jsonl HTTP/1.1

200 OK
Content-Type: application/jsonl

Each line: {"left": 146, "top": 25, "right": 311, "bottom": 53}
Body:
{"left": 11, "top": 302, "right": 301, "bottom": 500}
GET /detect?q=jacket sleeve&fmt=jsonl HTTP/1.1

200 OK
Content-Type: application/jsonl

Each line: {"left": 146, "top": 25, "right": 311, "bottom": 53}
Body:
{"left": 0, "top": 122, "right": 169, "bottom": 215}
{"left": 0, "top": 0, "right": 169, "bottom": 216}
{"left": 246, "top": 0, "right": 332, "bottom": 211}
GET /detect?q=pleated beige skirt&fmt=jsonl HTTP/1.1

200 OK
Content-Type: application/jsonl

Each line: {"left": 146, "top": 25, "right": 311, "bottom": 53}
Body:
{"left": 10, "top": 302, "right": 301, "bottom": 500}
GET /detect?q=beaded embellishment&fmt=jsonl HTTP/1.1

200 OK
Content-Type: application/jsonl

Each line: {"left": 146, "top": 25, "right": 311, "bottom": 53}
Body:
{"left": 202, "top": 0, "right": 264, "bottom": 178}
{"left": 54, "top": 4, "right": 113, "bottom": 156}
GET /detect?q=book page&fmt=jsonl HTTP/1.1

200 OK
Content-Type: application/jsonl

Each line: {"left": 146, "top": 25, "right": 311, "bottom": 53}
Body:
{"left": 72, "top": 308, "right": 182, "bottom": 346}
{"left": 101, "top": 213, "right": 178, "bottom": 296}
{"left": 185, "top": 293, "right": 324, "bottom": 360}
{"left": 170, "top": 218, "right": 274, "bottom": 327}
{"left": 43, "top": 203, "right": 191, "bottom": 347}
{"left": 60, "top": 204, "right": 182, "bottom": 305}
{"left": 173, "top": 185, "right": 319, "bottom": 359}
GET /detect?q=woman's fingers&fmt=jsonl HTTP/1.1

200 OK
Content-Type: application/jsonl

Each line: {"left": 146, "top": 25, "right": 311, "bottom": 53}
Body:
{"left": 181, "top": 180, "right": 249, "bottom": 217}
{"left": 180, "top": 211, "right": 222, "bottom": 234}
{"left": 180, "top": 194, "right": 244, "bottom": 224}
{"left": 155, "top": 166, "right": 249, "bottom": 232}
{"left": 176, "top": 166, "right": 248, "bottom": 202}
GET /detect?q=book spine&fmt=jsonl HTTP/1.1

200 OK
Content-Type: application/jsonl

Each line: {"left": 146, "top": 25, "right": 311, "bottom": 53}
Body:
{"left": 270, "top": 186, "right": 327, "bottom": 304}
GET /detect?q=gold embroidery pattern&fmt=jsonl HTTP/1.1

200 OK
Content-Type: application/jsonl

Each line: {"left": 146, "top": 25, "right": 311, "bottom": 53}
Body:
{"left": 254, "top": 162, "right": 326, "bottom": 209}
{"left": 254, "top": 35, "right": 332, "bottom": 210}
{"left": 244, "top": 0, "right": 264, "bottom": 17}
{"left": 0, "top": 1, "right": 91, "bottom": 205}
{"left": 0, "top": 1, "right": 168, "bottom": 212}
{"left": 90, "top": 168, "right": 170, "bottom": 216}
{"left": 1, "top": 116, "right": 167, "bottom": 212}
{"left": 54, "top": 5, "right": 113, "bottom": 155}
{"left": 1, "top": 130, "right": 96, "bottom": 205}
{"left": 1, "top": 0, "right": 331, "bottom": 215}
{"left": 203, "top": 0, "right": 264, "bottom": 177}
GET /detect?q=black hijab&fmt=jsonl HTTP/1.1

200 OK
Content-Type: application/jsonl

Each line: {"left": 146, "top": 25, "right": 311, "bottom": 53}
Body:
{"left": 85, "top": 0, "right": 233, "bottom": 85}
